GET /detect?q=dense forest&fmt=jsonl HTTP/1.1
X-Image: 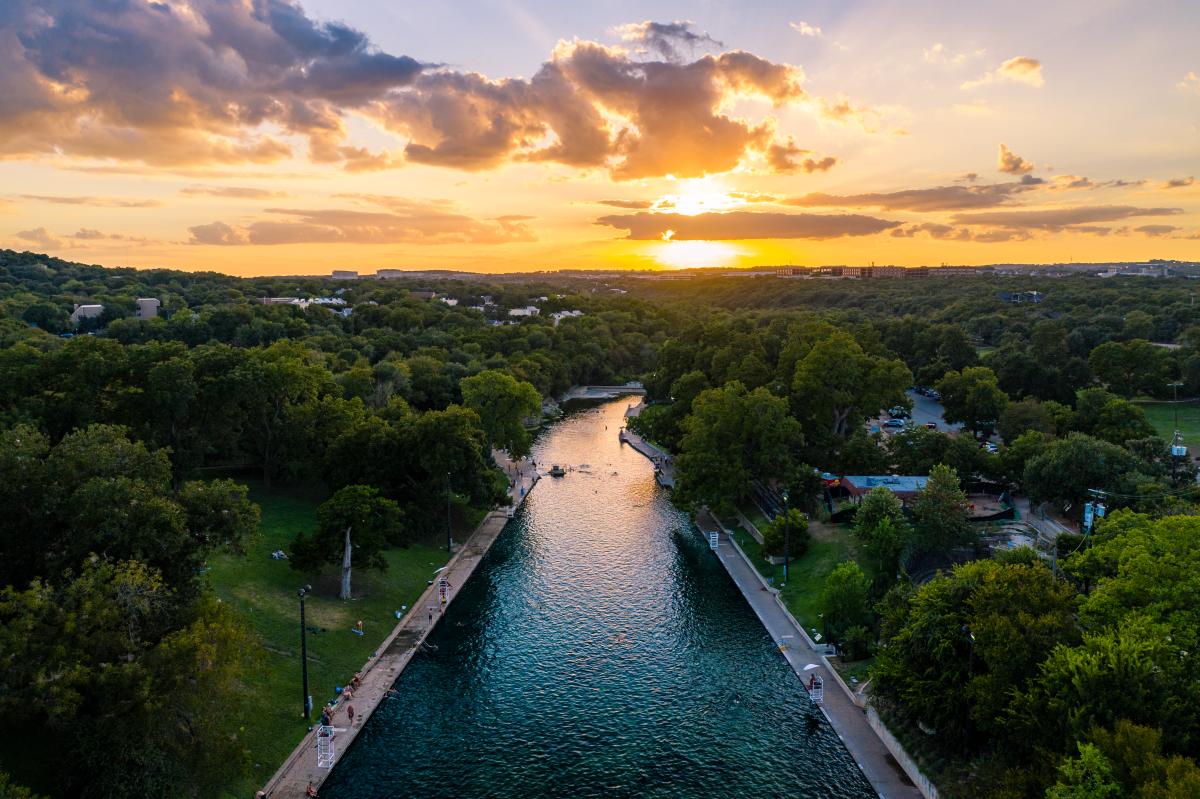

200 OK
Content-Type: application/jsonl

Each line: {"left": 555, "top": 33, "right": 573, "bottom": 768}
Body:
{"left": 4, "top": 248, "right": 1200, "bottom": 797}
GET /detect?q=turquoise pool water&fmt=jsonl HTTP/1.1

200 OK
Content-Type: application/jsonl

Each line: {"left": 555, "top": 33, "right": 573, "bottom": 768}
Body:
{"left": 320, "top": 399, "right": 874, "bottom": 798}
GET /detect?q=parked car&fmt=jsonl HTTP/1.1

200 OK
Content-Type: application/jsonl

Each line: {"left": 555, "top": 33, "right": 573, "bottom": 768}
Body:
{"left": 883, "top": 419, "right": 907, "bottom": 429}
{"left": 927, "top": 390, "right": 942, "bottom": 401}
{"left": 889, "top": 406, "right": 909, "bottom": 419}
{"left": 981, "top": 442, "right": 999, "bottom": 453}
{"left": 923, "top": 422, "right": 937, "bottom": 430}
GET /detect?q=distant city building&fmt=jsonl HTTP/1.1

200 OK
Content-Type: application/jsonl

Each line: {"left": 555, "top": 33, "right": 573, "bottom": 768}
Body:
{"left": 259, "top": 297, "right": 302, "bottom": 306}
{"left": 331, "top": 270, "right": 358, "bottom": 280}
{"left": 69, "top": 304, "right": 104, "bottom": 325}
{"left": 439, "top": 297, "right": 459, "bottom": 306}
{"left": 134, "top": 298, "right": 160, "bottom": 319}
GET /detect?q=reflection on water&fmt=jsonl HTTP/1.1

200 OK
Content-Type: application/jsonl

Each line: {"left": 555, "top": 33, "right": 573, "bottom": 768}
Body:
{"left": 321, "top": 400, "right": 874, "bottom": 798}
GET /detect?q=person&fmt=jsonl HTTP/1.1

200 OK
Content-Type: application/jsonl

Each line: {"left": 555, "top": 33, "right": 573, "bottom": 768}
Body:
{"left": 351, "top": 672, "right": 363, "bottom": 690}
{"left": 346, "top": 704, "right": 355, "bottom": 725}
{"left": 355, "top": 619, "right": 364, "bottom": 634}
{"left": 807, "top": 674, "right": 816, "bottom": 690}
{"left": 307, "top": 782, "right": 318, "bottom": 797}
{"left": 341, "top": 686, "right": 353, "bottom": 701}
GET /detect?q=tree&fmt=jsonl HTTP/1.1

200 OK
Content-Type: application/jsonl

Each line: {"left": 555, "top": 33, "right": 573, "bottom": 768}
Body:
{"left": 1023, "top": 433, "right": 1146, "bottom": 512}
{"left": 20, "top": 301, "right": 69, "bottom": 334}
{"left": 873, "top": 559, "right": 1079, "bottom": 750}
{"left": 937, "top": 366, "right": 1009, "bottom": 438}
{"left": 998, "top": 398, "right": 1057, "bottom": 443}
{"left": 291, "top": 485, "right": 401, "bottom": 599}
{"left": 852, "top": 487, "right": 912, "bottom": 591}
{"left": 1047, "top": 744, "right": 1122, "bottom": 799}
{"left": 459, "top": 369, "right": 542, "bottom": 457}
{"left": 761, "top": 508, "right": 809, "bottom": 559}
{"left": 177, "top": 479, "right": 260, "bottom": 554}
{"left": 791, "top": 331, "right": 911, "bottom": 440}
{"left": 820, "top": 561, "right": 873, "bottom": 657}
{"left": 911, "top": 464, "right": 973, "bottom": 553}
{"left": 675, "top": 383, "right": 802, "bottom": 512}
{"left": 1071, "top": 388, "right": 1156, "bottom": 446}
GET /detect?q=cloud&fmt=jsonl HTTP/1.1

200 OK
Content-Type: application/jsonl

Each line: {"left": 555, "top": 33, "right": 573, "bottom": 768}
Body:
{"left": 189, "top": 198, "right": 536, "bottom": 246}
{"left": 923, "top": 43, "right": 985, "bottom": 66}
{"left": 785, "top": 180, "right": 1036, "bottom": 212}
{"left": 1134, "top": 225, "right": 1180, "bottom": 237}
{"left": 951, "top": 205, "right": 1183, "bottom": 232}
{"left": 790, "top": 22, "right": 822, "bottom": 37}
{"left": 891, "top": 223, "right": 972, "bottom": 240}
{"left": 596, "top": 210, "right": 899, "bottom": 240}
{"left": 962, "top": 56, "right": 1044, "bottom": 89}
{"left": 1178, "top": 72, "right": 1200, "bottom": 93}
{"left": 15, "top": 227, "right": 62, "bottom": 248}
{"left": 17, "top": 194, "right": 162, "bottom": 208}
{"left": 766, "top": 138, "right": 837, "bottom": 174}
{"left": 997, "top": 144, "right": 1035, "bottom": 175}
{"left": 374, "top": 40, "right": 808, "bottom": 178}
{"left": 1162, "top": 177, "right": 1195, "bottom": 188}
{"left": 180, "top": 186, "right": 292, "bottom": 199}
{"left": 1048, "top": 175, "right": 1094, "bottom": 190}
{"left": 0, "top": 0, "right": 424, "bottom": 167}
{"left": 596, "top": 199, "right": 654, "bottom": 209}
{"left": 614, "top": 21, "right": 722, "bottom": 61}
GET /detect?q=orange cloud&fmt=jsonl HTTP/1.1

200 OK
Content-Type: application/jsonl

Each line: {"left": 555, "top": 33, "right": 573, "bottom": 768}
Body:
{"left": 962, "top": 56, "right": 1044, "bottom": 89}
{"left": 997, "top": 144, "right": 1035, "bottom": 175}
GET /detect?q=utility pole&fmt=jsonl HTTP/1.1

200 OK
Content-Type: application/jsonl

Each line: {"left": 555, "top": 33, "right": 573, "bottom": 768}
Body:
{"left": 781, "top": 488, "right": 791, "bottom": 584}
{"left": 298, "top": 585, "right": 312, "bottom": 721}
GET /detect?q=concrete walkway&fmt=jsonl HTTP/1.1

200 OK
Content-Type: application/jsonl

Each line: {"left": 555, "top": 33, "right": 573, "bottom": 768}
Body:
{"left": 261, "top": 457, "right": 537, "bottom": 797}
{"left": 620, "top": 401, "right": 675, "bottom": 488}
{"left": 695, "top": 509, "right": 922, "bottom": 799}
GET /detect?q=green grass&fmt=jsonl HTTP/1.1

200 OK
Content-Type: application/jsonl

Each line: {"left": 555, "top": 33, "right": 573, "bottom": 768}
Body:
{"left": 832, "top": 656, "right": 874, "bottom": 687}
{"left": 207, "top": 481, "right": 454, "bottom": 797}
{"left": 730, "top": 523, "right": 856, "bottom": 634}
{"left": 1134, "top": 399, "right": 1200, "bottom": 443}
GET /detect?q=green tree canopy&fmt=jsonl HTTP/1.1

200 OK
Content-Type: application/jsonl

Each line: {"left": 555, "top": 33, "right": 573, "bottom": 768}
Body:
{"left": 936, "top": 366, "right": 1009, "bottom": 438}
{"left": 459, "top": 369, "right": 542, "bottom": 458}
{"left": 911, "top": 463, "right": 973, "bottom": 554}
{"left": 291, "top": 485, "right": 401, "bottom": 600}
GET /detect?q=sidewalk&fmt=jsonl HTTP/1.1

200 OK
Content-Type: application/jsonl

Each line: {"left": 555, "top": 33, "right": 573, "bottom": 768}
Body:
{"left": 619, "top": 408, "right": 675, "bottom": 488}
{"left": 261, "top": 456, "right": 537, "bottom": 797}
{"left": 695, "top": 509, "right": 922, "bottom": 799}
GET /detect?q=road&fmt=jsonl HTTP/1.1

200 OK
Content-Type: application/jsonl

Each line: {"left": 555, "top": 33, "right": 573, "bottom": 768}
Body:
{"left": 905, "top": 389, "right": 961, "bottom": 432}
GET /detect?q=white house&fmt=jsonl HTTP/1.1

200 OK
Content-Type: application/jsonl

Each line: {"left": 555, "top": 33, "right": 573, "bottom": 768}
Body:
{"left": 508, "top": 306, "right": 540, "bottom": 317}
{"left": 69, "top": 304, "right": 104, "bottom": 325}
{"left": 550, "top": 310, "right": 584, "bottom": 325}
{"left": 135, "top": 298, "right": 160, "bottom": 319}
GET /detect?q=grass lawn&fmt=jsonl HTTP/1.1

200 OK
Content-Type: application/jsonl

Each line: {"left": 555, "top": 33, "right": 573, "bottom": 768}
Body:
{"left": 1134, "top": 399, "right": 1200, "bottom": 444}
{"left": 207, "top": 480, "right": 455, "bottom": 798}
{"left": 730, "top": 520, "right": 856, "bottom": 635}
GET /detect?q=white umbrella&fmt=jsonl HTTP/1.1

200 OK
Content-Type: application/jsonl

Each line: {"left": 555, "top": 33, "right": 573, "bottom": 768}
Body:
{"left": 803, "top": 663, "right": 820, "bottom": 671}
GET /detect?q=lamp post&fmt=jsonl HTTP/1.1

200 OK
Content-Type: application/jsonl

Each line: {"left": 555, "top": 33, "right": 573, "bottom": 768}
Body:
{"left": 782, "top": 488, "right": 791, "bottom": 584}
{"left": 446, "top": 471, "right": 452, "bottom": 554}
{"left": 298, "top": 585, "right": 312, "bottom": 721}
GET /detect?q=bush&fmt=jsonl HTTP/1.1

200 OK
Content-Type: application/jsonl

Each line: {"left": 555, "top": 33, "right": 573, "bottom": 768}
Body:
{"left": 761, "top": 508, "right": 810, "bottom": 558}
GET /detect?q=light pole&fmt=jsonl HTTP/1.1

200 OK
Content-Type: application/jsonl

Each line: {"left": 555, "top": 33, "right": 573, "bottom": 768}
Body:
{"left": 1169, "top": 381, "right": 1184, "bottom": 484}
{"left": 298, "top": 585, "right": 312, "bottom": 721}
{"left": 446, "top": 471, "right": 452, "bottom": 554}
{"left": 782, "top": 488, "right": 791, "bottom": 584}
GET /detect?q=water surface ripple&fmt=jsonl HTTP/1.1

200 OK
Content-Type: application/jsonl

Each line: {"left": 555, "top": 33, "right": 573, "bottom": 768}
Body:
{"left": 321, "top": 400, "right": 874, "bottom": 798}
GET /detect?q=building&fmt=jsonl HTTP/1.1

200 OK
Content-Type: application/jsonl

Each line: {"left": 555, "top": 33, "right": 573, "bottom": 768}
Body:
{"left": 508, "top": 306, "right": 540, "bottom": 317}
{"left": 550, "top": 310, "right": 583, "bottom": 325}
{"left": 134, "top": 298, "right": 160, "bottom": 319}
{"left": 839, "top": 475, "right": 930, "bottom": 501}
{"left": 69, "top": 304, "right": 104, "bottom": 325}
{"left": 260, "top": 297, "right": 303, "bottom": 306}
{"left": 439, "top": 297, "right": 459, "bottom": 306}
{"left": 999, "top": 290, "right": 1044, "bottom": 304}
{"left": 331, "top": 270, "right": 358, "bottom": 280}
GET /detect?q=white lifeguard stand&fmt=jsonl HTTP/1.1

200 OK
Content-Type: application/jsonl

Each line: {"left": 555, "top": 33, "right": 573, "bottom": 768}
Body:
{"left": 316, "top": 725, "right": 337, "bottom": 768}
{"left": 803, "top": 664, "right": 825, "bottom": 704}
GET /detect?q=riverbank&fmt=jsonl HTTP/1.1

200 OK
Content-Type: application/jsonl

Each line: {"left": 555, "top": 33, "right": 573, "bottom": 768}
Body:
{"left": 261, "top": 461, "right": 538, "bottom": 797}
{"left": 619, "top": 400, "right": 675, "bottom": 487}
{"left": 695, "top": 508, "right": 923, "bottom": 799}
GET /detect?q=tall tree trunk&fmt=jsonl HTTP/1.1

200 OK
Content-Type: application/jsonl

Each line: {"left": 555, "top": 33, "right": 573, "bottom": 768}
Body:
{"left": 340, "top": 525, "right": 353, "bottom": 600}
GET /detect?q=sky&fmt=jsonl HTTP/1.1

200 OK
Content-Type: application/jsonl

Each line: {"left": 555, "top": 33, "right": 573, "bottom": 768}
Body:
{"left": 0, "top": 0, "right": 1197, "bottom": 275}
